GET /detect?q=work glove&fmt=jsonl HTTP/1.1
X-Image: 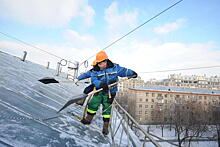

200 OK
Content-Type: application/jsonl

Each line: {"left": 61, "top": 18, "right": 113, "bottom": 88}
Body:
{"left": 100, "top": 82, "right": 109, "bottom": 91}
{"left": 128, "top": 71, "right": 138, "bottom": 79}
{"left": 83, "top": 84, "right": 94, "bottom": 94}
{"left": 109, "top": 79, "right": 117, "bottom": 85}
{"left": 107, "top": 93, "right": 116, "bottom": 104}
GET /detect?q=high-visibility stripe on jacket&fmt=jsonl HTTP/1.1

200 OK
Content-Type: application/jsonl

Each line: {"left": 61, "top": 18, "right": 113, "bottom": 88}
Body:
{"left": 91, "top": 63, "right": 135, "bottom": 93}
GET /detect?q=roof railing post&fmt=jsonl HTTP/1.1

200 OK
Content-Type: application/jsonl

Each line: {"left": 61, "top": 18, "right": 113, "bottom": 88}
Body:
{"left": 56, "top": 62, "right": 61, "bottom": 76}
{"left": 21, "top": 51, "right": 27, "bottom": 62}
{"left": 46, "top": 62, "right": 50, "bottom": 69}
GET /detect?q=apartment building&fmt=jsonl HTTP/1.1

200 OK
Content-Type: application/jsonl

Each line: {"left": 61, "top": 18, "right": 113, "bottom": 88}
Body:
{"left": 116, "top": 76, "right": 145, "bottom": 109}
{"left": 146, "top": 74, "right": 220, "bottom": 89}
{"left": 127, "top": 85, "right": 220, "bottom": 124}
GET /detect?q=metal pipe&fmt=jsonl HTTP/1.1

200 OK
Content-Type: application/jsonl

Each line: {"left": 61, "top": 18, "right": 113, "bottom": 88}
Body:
{"left": 46, "top": 62, "right": 50, "bottom": 69}
{"left": 114, "top": 100, "right": 161, "bottom": 147}
{"left": 21, "top": 51, "right": 27, "bottom": 61}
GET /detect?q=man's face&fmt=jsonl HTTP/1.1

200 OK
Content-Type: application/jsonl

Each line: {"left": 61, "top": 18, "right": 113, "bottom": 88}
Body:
{"left": 98, "top": 60, "right": 107, "bottom": 70}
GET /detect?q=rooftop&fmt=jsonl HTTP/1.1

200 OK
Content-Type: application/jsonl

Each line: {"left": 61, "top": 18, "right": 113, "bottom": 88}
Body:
{"left": 130, "top": 85, "right": 220, "bottom": 96}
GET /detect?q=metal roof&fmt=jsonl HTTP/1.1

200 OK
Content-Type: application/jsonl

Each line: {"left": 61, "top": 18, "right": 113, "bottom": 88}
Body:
{"left": 131, "top": 85, "right": 220, "bottom": 96}
{"left": 0, "top": 51, "right": 109, "bottom": 146}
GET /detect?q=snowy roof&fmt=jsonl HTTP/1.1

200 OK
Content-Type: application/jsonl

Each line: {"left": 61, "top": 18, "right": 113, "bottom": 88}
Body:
{"left": 0, "top": 51, "right": 109, "bottom": 146}
{"left": 130, "top": 85, "right": 220, "bottom": 96}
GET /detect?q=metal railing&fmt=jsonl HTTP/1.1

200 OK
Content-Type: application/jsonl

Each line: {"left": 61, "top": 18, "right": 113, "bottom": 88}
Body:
{"left": 110, "top": 100, "right": 161, "bottom": 147}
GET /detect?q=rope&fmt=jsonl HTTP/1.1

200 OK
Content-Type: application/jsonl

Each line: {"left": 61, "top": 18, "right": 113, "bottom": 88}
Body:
{"left": 0, "top": 94, "right": 103, "bottom": 139}
{"left": 80, "top": 0, "right": 183, "bottom": 65}
{"left": 0, "top": 115, "right": 60, "bottom": 121}
{"left": 139, "top": 65, "right": 220, "bottom": 74}
{"left": 82, "top": 93, "right": 94, "bottom": 119}
{"left": 82, "top": 77, "right": 132, "bottom": 121}
{"left": 92, "top": 101, "right": 114, "bottom": 121}
{"left": 0, "top": 31, "right": 65, "bottom": 60}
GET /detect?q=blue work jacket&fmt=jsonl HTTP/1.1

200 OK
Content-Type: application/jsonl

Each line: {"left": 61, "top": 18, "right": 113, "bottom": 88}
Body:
{"left": 91, "top": 63, "right": 135, "bottom": 93}
{"left": 77, "top": 70, "right": 92, "bottom": 80}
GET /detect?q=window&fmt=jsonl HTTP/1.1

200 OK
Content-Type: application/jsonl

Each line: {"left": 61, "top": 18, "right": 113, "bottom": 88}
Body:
{"left": 139, "top": 98, "right": 142, "bottom": 102}
{"left": 146, "top": 93, "right": 149, "bottom": 96}
{"left": 139, "top": 111, "right": 142, "bottom": 114}
{"left": 152, "top": 93, "right": 155, "bottom": 97}
{"left": 146, "top": 98, "right": 148, "bottom": 102}
{"left": 145, "top": 111, "right": 148, "bottom": 114}
{"left": 151, "top": 105, "right": 154, "bottom": 108}
{"left": 139, "top": 104, "right": 142, "bottom": 108}
{"left": 151, "top": 99, "right": 154, "bottom": 102}
{"left": 145, "top": 105, "right": 148, "bottom": 108}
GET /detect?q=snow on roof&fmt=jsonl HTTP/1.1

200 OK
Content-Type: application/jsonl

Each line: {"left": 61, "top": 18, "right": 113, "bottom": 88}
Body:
{"left": 131, "top": 85, "right": 220, "bottom": 96}
{"left": 0, "top": 51, "right": 110, "bottom": 146}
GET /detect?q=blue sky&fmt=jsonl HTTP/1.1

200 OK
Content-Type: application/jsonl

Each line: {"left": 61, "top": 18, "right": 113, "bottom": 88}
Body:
{"left": 0, "top": 0, "right": 220, "bottom": 80}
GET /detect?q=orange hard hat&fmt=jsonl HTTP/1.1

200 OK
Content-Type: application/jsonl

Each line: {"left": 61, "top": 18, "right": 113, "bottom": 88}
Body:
{"left": 91, "top": 60, "right": 97, "bottom": 66}
{"left": 96, "top": 51, "right": 108, "bottom": 63}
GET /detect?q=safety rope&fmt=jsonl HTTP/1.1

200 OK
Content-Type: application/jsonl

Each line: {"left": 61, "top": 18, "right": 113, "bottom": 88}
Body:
{"left": 0, "top": 115, "right": 60, "bottom": 121}
{"left": 79, "top": 77, "right": 132, "bottom": 121}
{"left": 82, "top": 93, "right": 94, "bottom": 119}
{"left": 139, "top": 65, "right": 220, "bottom": 74}
{"left": 0, "top": 84, "right": 105, "bottom": 135}
{"left": 0, "top": 108, "right": 102, "bottom": 144}
{"left": 0, "top": 93, "right": 103, "bottom": 137}
{"left": 0, "top": 32, "right": 62, "bottom": 60}
{"left": 80, "top": 0, "right": 183, "bottom": 66}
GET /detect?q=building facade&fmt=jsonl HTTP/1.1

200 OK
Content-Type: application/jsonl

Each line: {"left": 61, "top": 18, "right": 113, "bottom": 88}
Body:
{"left": 127, "top": 85, "right": 220, "bottom": 124}
{"left": 146, "top": 74, "right": 220, "bottom": 89}
{"left": 116, "top": 76, "right": 145, "bottom": 110}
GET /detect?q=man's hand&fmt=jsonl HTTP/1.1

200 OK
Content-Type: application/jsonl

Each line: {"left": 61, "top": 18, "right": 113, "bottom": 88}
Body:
{"left": 100, "top": 82, "right": 109, "bottom": 91}
{"left": 128, "top": 71, "right": 138, "bottom": 79}
{"left": 109, "top": 79, "right": 117, "bottom": 84}
{"left": 107, "top": 93, "right": 116, "bottom": 104}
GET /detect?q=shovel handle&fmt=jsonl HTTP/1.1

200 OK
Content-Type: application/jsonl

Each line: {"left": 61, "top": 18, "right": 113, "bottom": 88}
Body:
{"left": 108, "top": 89, "right": 112, "bottom": 99}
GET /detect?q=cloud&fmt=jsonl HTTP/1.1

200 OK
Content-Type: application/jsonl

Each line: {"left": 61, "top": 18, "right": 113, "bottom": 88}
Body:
{"left": 0, "top": 0, "right": 95, "bottom": 27}
{"left": 108, "top": 40, "right": 220, "bottom": 80}
{"left": 1, "top": 39, "right": 220, "bottom": 81}
{"left": 104, "top": 2, "right": 138, "bottom": 32}
{"left": 64, "top": 29, "right": 99, "bottom": 49}
{"left": 153, "top": 18, "right": 186, "bottom": 34}
{"left": 79, "top": 5, "right": 95, "bottom": 26}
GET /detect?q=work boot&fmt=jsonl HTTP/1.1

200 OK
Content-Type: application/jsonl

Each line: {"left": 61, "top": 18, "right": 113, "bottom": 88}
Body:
{"left": 75, "top": 99, "right": 85, "bottom": 106}
{"left": 102, "top": 121, "right": 110, "bottom": 135}
{"left": 81, "top": 114, "right": 94, "bottom": 125}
